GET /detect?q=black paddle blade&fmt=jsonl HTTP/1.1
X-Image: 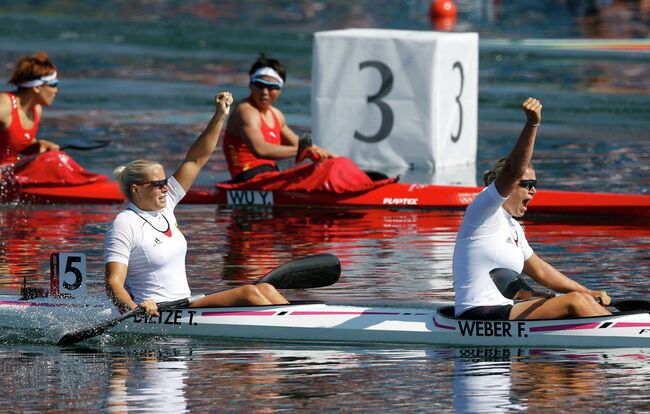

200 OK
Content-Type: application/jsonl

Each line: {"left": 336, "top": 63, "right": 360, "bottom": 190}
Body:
{"left": 56, "top": 297, "right": 191, "bottom": 346}
{"left": 254, "top": 254, "right": 340, "bottom": 289}
{"left": 61, "top": 139, "right": 112, "bottom": 151}
{"left": 489, "top": 268, "right": 535, "bottom": 299}
{"left": 57, "top": 308, "right": 144, "bottom": 345}
{"left": 611, "top": 299, "right": 650, "bottom": 312}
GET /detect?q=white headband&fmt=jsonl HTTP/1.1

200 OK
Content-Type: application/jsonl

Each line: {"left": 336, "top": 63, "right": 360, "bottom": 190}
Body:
{"left": 17, "top": 72, "right": 58, "bottom": 88}
{"left": 250, "top": 67, "right": 284, "bottom": 87}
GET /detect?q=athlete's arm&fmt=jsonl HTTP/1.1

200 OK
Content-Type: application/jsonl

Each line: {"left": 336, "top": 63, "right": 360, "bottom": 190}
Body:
{"left": 276, "top": 110, "right": 337, "bottom": 161}
{"left": 277, "top": 111, "right": 299, "bottom": 147}
{"left": 173, "top": 92, "right": 232, "bottom": 192}
{"left": 239, "top": 105, "right": 296, "bottom": 160}
{"left": 26, "top": 106, "right": 58, "bottom": 152}
{"left": 0, "top": 94, "right": 12, "bottom": 129}
{"left": 36, "top": 139, "right": 60, "bottom": 152}
{"left": 308, "top": 144, "right": 337, "bottom": 161}
{"left": 34, "top": 106, "right": 59, "bottom": 151}
{"left": 523, "top": 253, "right": 611, "bottom": 304}
{"left": 105, "top": 262, "right": 137, "bottom": 312}
{"left": 105, "top": 262, "right": 159, "bottom": 316}
{"left": 494, "top": 97, "right": 542, "bottom": 197}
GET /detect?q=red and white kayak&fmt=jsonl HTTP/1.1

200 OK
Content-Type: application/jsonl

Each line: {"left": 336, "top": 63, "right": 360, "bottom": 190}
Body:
{"left": 4, "top": 180, "right": 649, "bottom": 217}
{"left": 1, "top": 294, "right": 649, "bottom": 348}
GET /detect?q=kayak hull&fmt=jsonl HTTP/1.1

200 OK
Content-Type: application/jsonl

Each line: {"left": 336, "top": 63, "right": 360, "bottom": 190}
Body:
{"left": 218, "top": 184, "right": 650, "bottom": 217}
{"left": 3, "top": 181, "right": 219, "bottom": 205}
{"left": 1, "top": 295, "right": 649, "bottom": 348}
{"left": 3, "top": 180, "right": 649, "bottom": 217}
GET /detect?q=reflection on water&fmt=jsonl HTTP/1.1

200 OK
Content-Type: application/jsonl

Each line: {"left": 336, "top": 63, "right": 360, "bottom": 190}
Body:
{"left": 1, "top": 0, "right": 649, "bottom": 411}
{"left": 214, "top": 207, "right": 462, "bottom": 301}
{"left": 0, "top": 207, "right": 115, "bottom": 286}
{"left": 108, "top": 352, "right": 188, "bottom": 413}
{"left": 0, "top": 201, "right": 648, "bottom": 413}
{"left": 2, "top": 206, "right": 649, "bottom": 302}
{"left": 2, "top": 340, "right": 649, "bottom": 413}
{"left": 453, "top": 346, "right": 650, "bottom": 413}
{"left": 454, "top": 347, "right": 522, "bottom": 413}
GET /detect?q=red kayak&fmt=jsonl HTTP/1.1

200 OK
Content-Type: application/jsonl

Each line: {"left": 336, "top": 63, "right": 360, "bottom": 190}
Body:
{"left": 3, "top": 180, "right": 219, "bottom": 205}
{"left": 217, "top": 183, "right": 650, "bottom": 218}
{"left": 5, "top": 180, "right": 649, "bottom": 218}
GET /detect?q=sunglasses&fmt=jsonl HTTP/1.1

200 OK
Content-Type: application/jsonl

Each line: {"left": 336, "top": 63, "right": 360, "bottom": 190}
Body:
{"left": 45, "top": 79, "right": 59, "bottom": 88}
{"left": 251, "top": 79, "right": 283, "bottom": 91}
{"left": 518, "top": 179, "right": 537, "bottom": 190}
{"left": 137, "top": 178, "right": 168, "bottom": 189}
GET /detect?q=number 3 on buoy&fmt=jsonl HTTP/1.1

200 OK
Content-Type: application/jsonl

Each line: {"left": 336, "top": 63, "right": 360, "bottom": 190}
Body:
{"left": 50, "top": 252, "right": 87, "bottom": 296}
{"left": 312, "top": 29, "right": 478, "bottom": 174}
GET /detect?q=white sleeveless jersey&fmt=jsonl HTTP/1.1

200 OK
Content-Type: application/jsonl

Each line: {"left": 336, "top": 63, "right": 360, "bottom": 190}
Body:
{"left": 452, "top": 183, "right": 533, "bottom": 317}
{"left": 104, "top": 176, "right": 190, "bottom": 303}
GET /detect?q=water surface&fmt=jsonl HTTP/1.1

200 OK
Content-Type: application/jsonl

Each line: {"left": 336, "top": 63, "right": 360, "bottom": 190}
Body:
{"left": 1, "top": 1, "right": 649, "bottom": 412}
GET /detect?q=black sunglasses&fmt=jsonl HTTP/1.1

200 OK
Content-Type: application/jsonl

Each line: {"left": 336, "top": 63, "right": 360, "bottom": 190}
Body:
{"left": 251, "top": 79, "right": 282, "bottom": 91}
{"left": 137, "top": 178, "right": 168, "bottom": 189}
{"left": 518, "top": 179, "right": 537, "bottom": 190}
{"left": 45, "top": 79, "right": 59, "bottom": 88}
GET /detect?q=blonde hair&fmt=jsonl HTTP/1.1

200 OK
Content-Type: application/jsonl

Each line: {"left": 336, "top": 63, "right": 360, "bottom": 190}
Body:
{"left": 113, "top": 160, "right": 163, "bottom": 200}
{"left": 483, "top": 157, "right": 535, "bottom": 186}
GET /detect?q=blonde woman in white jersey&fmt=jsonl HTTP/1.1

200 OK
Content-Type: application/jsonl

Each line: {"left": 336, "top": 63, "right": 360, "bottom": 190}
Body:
{"left": 105, "top": 91, "right": 288, "bottom": 316}
{"left": 452, "top": 97, "right": 611, "bottom": 321}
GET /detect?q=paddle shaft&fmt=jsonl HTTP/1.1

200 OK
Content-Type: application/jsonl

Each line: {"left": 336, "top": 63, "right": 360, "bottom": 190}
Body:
{"left": 56, "top": 296, "right": 194, "bottom": 345}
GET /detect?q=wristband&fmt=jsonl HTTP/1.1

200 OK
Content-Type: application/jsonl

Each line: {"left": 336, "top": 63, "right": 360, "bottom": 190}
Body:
{"left": 526, "top": 120, "right": 540, "bottom": 127}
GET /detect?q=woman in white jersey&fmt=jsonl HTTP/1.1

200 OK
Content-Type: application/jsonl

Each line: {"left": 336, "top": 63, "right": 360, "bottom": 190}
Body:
{"left": 105, "top": 91, "right": 288, "bottom": 316}
{"left": 452, "top": 97, "right": 611, "bottom": 320}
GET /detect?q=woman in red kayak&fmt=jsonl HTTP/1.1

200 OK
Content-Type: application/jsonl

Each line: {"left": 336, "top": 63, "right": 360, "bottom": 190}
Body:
{"left": 0, "top": 51, "right": 106, "bottom": 186}
{"left": 105, "top": 91, "right": 289, "bottom": 317}
{"left": 220, "top": 54, "right": 392, "bottom": 193}
{"left": 223, "top": 54, "right": 335, "bottom": 182}
{"left": 0, "top": 51, "right": 60, "bottom": 163}
{"left": 452, "top": 97, "right": 612, "bottom": 321}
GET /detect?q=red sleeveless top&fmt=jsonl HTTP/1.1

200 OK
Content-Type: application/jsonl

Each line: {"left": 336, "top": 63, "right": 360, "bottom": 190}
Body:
{"left": 0, "top": 93, "right": 40, "bottom": 164}
{"left": 223, "top": 101, "right": 281, "bottom": 179}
